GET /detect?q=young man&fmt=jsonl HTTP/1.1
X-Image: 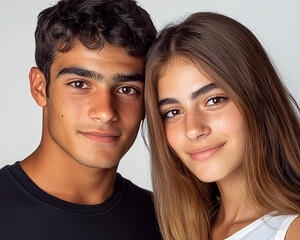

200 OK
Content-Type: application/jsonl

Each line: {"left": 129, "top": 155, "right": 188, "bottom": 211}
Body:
{"left": 0, "top": 0, "right": 160, "bottom": 239}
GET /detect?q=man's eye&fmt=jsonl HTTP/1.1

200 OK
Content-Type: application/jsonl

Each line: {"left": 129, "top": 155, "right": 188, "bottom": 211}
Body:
{"left": 117, "top": 86, "right": 138, "bottom": 95}
{"left": 206, "top": 97, "right": 227, "bottom": 106}
{"left": 69, "top": 81, "right": 88, "bottom": 89}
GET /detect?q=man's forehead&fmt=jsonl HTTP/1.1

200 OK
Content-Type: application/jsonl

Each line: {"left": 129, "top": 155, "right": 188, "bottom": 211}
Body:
{"left": 54, "top": 41, "right": 144, "bottom": 62}
{"left": 50, "top": 43, "right": 144, "bottom": 81}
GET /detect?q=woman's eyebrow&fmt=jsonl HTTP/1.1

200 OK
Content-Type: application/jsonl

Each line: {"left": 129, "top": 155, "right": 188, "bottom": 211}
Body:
{"left": 158, "top": 83, "right": 218, "bottom": 107}
{"left": 158, "top": 98, "right": 179, "bottom": 107}
{"left": 191, "top": 83, "right": 217, "bottom": 100}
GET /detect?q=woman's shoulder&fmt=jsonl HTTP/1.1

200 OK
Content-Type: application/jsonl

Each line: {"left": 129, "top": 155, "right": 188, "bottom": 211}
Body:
{"left": 285, "top": 215, "right": 300, "bottom": 240}
{"left": 224, "top": 213, "right": 299, "bottom": 240}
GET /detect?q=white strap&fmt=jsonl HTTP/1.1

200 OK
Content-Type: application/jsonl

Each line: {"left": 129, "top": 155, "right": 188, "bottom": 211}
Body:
{"left": 274, "top": 215, "right": 299, "bottom": 240}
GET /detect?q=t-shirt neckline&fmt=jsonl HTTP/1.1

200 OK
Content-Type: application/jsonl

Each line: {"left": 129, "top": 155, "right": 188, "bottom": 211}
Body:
{"left": 8, "top": 162, "right": 124, "bottom": 215}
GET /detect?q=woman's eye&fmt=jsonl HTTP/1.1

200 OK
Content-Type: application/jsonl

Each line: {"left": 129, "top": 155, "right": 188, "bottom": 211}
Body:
{"left": 164, "top": 109, "right": 182, "bottom": 118}
{"left": 206, "top": 97, "right": 227, "bottom": 106}
{"left": 69, "top": 81, "right": 88, "bottom": 89}
{"left": 117, "top": 86, "right": 138, "bottom": 95}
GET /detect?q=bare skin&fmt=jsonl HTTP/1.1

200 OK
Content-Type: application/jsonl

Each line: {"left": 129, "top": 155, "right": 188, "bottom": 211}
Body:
{"left": 212, "top": 178, "right": 300, "bottom": 240}
{"left": 211, "top": 171, "right": 262, "bottom": 239}
{"left": 285, "top": 217, "right": 300, "bottom": 240}
{"left": 21, "top": 42, "right": 144, "bottom": 205}
{"left": 158, "top": 56, "right": 300, "bottom": 239}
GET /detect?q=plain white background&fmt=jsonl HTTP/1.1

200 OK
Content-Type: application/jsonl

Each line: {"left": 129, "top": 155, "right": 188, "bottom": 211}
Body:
{"left": 0, "top": 0, "right": 299, "bottom": 190}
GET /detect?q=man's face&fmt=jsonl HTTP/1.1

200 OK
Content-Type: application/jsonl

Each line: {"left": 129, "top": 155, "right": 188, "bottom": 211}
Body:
{"left": 43, "top": 43, "right": 144, "bottom": 169}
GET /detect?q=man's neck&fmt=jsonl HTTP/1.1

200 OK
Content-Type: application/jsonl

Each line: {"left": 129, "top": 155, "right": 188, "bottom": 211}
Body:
{"left": 20, "top": 143, "right": 117, "bottom": 205}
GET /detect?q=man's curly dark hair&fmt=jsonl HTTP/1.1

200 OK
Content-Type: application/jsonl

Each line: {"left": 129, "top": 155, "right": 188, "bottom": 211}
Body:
{"left": 35, "top": 0, "right": 157, "bottom": 96}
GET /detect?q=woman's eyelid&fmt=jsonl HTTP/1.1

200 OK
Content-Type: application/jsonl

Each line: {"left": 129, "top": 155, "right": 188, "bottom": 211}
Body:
{"left": 162, "top": 107, "right": 182, "bottom": 118}
{"left": 205, "top": 95, "right": 228, "bottom": 106}
{"left": 159, "top": 105, "right": 174, "bottom": 116}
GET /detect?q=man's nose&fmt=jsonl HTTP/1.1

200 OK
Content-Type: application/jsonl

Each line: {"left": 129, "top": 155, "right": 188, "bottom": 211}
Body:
{"left": 89, "top": 89, "right": 118, "bottom": 123}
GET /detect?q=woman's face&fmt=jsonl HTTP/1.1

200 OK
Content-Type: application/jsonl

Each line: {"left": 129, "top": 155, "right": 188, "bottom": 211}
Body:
{"left": 157, "top": 57, "right": 246, "bottom": 183}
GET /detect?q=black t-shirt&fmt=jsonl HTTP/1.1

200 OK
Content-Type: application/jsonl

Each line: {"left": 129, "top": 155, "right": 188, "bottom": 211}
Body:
{"left": 0, "top": 162, "right": 161, "bottom": 240}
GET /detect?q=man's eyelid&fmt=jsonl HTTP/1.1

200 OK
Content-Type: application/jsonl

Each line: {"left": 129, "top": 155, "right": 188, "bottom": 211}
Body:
{"left": 116, "top": 81, "right": 144, "bottom": 88}
{"left": 117, "top": 83, "right": 142, "bottom": 92}
{"left": 65, "top": 76, "right": 90, "bottom": 84}
{"left": 117, "top": 87, "right": 137, "bottom": 94}
{"left": 68, "top": 80, "right": 90, "bottom": 89}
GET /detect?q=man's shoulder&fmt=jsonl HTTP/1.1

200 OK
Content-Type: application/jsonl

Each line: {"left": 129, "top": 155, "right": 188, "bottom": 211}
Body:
{"left": 0, "top": 163, "right": 10, "bottom": 173}
{"left": 0, "top": 162, "right": 16, "bottom": 181}
{"left": 119, "top": 174, "right": 152, "bottom": 195}
{"left": 118, "top": 173, "right": 154, "bottom": 204}
{"left": 0, "top": 162, "right": 24, "bottom": 210}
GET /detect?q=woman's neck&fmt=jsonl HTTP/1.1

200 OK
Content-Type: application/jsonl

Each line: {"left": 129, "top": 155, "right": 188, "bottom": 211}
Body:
{"left": 211, "top": 169, "right": 263, "bottom": 240}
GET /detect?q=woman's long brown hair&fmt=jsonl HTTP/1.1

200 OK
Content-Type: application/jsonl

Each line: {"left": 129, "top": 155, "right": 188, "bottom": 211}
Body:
{"left": 145, "top": 12, "right": 300, "bottom": 240}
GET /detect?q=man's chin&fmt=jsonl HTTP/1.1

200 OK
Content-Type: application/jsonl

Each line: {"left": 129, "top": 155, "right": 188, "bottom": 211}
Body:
{"left": 74, "top": 158, "right": 120, "bottom": 170}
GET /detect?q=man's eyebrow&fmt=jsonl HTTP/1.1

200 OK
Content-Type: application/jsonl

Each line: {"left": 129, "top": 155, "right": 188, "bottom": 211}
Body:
{"left": 113, "top": 73, "right": 144, "bottom": 83}
{"left": 56, "top": 67, "right": 104, "bottom": 81}
{"left": 191, "top": 83, "right": 218, "bottom": 100}
{"left": 56, "top": 67, "right": 144, "bottom": 84}
{"left": 158, "top": 83, "right": 218, "bottom": 107}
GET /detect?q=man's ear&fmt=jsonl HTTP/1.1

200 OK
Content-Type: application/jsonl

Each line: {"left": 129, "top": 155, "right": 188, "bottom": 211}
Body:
{"left": 29, "top": 67, "right": 47, "bottom": 107}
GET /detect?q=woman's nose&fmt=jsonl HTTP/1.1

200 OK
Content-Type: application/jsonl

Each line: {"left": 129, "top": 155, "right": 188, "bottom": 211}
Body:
{"left": 185, "top": 110, "right": 210, "bottom": 140}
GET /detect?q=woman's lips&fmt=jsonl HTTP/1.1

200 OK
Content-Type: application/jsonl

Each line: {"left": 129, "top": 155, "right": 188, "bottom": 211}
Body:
{"left": 188, "top": 142, "right": 225, "bottom": 161}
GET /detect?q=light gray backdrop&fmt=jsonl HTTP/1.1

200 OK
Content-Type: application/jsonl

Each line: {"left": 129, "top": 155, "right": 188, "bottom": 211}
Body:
{"left": 0, "top": 0, "right": 299, "bottom": 190}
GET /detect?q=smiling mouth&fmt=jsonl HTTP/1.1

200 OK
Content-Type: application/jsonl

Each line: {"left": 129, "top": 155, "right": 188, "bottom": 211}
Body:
{"left": 188, "top": 143, "right": 225, "bottom": 161}
{"left": 80, "top": 131, "right": 121, "bottom": 144}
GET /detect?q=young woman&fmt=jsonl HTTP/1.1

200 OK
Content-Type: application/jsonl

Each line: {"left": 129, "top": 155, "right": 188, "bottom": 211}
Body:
{"left": 145, "top": 12, "right": 300, "bottom": 240}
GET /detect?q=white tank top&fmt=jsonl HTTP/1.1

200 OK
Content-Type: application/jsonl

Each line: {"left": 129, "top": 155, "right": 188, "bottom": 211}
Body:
{"left": 224, "top": 213, "right": 299, "bottom": 240}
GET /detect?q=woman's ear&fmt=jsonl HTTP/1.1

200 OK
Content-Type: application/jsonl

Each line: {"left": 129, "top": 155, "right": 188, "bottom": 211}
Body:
{"left": 29, "top": 67, "right": 47, "bottom": 107}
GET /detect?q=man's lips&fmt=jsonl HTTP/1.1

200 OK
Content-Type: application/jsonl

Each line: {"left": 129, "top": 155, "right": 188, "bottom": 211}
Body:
{"left": 188, "top": 142, "right": 225, "bottom": 161}
{"left": 80, "top": 131, "right": 121, "bottom": 143}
